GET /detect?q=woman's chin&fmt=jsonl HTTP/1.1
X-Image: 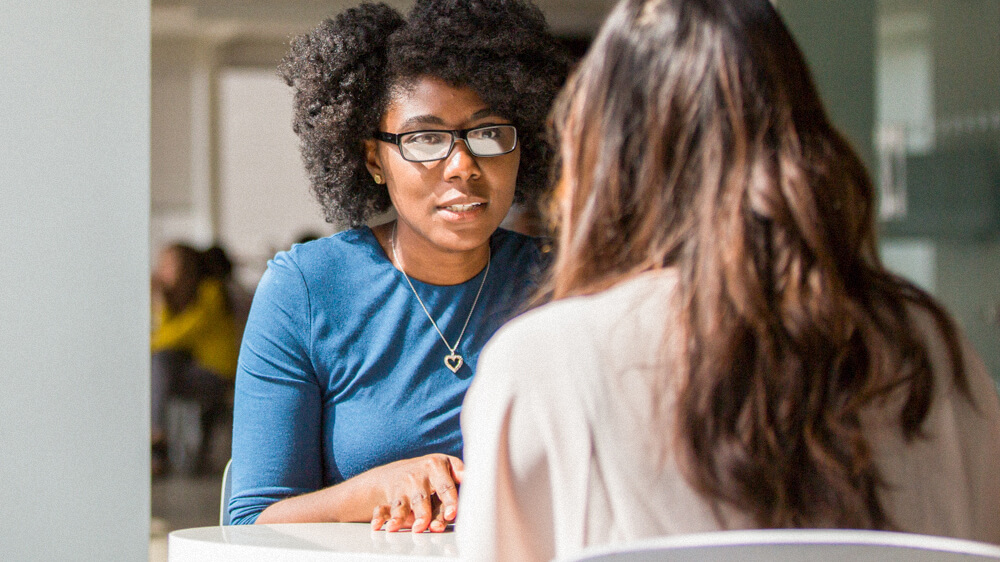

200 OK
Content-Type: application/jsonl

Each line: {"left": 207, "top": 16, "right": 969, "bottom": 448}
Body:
{"left": 428, "top": 226, "right": 498, "bottom": 255}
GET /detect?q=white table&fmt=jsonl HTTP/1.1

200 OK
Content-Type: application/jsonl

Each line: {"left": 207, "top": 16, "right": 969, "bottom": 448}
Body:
{"left": 168, "top": 523, "right": 460, "bottom": 561}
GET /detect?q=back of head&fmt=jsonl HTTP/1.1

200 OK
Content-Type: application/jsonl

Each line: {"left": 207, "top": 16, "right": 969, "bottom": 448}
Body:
{"left": 550, "top": 0, "right": 868, "bottom": 295}
{"left": 202, "top": 245, "right": 233, "bottom": 280}
{"left": 280, "top": 0, "right": 569, "bottom": 227}
{"left": 548, "top": 0, "right": 967, "bottom": 530}
{"left": 159, "top": 243, "right": 206, "bottom": 314}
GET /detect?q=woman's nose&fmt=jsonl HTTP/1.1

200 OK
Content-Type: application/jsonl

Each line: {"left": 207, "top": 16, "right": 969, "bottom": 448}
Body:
{"left": 441, "top": 139, "right": 482, "bottom": 181}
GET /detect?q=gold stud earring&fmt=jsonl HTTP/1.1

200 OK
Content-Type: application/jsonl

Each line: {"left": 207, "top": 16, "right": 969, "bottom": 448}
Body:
{"left": 373, "top": 174, "right": 382, "bottom": 184}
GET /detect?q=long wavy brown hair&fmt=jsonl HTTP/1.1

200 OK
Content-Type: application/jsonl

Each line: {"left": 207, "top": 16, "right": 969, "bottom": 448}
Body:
{"left": 544, "top": 0, "right": 968, "bottom": 529}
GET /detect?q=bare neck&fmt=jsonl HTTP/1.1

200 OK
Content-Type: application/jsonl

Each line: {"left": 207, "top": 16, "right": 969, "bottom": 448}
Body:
{"left": 372, "top": 222, "right": 490, "bottom": 286}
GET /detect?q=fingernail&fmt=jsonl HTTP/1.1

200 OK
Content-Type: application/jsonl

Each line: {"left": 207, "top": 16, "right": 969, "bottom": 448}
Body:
{"left": 444, "top": 506, "right": 457, "bottom": 520}
{"left": 430, "top": 520, "right": 445, "bottom": 531}
{"left": 413, "top": 518, "right": 426, "bottom": 530}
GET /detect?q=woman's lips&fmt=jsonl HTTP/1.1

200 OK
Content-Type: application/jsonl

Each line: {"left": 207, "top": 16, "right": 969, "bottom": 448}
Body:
{"left": 444, "top": 202, "right": 484, "bottom": 212}
{"left": 438, "top": 201, "right": 487, "bottom": 221}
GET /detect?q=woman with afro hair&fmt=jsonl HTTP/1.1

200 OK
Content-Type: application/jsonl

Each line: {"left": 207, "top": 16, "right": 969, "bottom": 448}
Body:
{"left": 228, "top": 0, "right": 569, "bottom": 531}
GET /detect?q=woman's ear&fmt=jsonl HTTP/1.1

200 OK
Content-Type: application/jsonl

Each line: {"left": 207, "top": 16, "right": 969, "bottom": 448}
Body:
{"left": 364, "top": 139, "right": 385, "bottom": 184}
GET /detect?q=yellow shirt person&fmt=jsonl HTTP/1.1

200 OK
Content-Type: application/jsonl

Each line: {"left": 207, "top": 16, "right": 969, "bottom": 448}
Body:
{"left": 151, "top": 278, "right": 239, "bottom": 379}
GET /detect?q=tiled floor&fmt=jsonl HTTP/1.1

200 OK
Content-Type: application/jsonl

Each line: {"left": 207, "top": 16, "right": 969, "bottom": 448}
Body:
{"left": 150, "top": 473, "right": 224, "bottom": 562}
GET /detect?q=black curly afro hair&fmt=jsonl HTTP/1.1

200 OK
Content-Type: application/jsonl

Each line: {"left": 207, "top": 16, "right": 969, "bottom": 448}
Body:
{"left": 278, "top": 0, "right": 571, "bottom": 227}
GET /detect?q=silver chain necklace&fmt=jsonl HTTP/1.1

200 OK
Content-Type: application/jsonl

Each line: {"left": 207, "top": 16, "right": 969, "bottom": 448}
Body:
{"left": 391, "top": 223, "right": 491, "bottom": 373}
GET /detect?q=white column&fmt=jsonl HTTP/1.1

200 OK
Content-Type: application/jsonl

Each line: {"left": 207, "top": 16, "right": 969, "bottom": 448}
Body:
{"left": 189, "top": 41, "right": 222, "bottom": 244}
{"left": 0, "top": 0, "right": 150, "bottom": 559}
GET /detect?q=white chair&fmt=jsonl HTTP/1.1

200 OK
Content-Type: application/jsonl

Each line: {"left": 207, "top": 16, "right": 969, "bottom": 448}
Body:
{"left": 563, "top": 529, "right": 1000, "bottom": 561}
{"left": 219, "top": 458, "right": 233, "bottom": 526}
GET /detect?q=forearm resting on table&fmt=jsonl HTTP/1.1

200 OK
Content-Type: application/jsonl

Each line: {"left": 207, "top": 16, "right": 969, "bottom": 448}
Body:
{"left": 254, "top": 454, "right": 463, "bottom": 530}
{"left": 255, "top": 476, "right": 378, "bottom": 524}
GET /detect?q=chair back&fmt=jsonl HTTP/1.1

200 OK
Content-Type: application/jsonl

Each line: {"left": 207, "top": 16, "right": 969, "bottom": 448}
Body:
{"left": 565, "top": 529, "right": 1000, "bottom": 561}
{"left": 219, "top": 458, "right": 233, "bottom": 526}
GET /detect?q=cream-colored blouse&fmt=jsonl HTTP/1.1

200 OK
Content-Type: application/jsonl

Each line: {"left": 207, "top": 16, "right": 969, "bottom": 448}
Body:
{"left": 458, "top": 271, "right": 1000, "bottom": 561}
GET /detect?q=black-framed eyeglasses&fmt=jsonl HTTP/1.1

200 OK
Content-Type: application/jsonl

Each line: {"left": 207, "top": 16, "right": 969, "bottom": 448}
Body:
{"left": 374, "top": 124, "right": 518, "bottom": 162}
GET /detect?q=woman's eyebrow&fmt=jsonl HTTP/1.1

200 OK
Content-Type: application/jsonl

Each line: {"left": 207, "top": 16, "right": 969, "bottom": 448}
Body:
{"left": 397, "top": 114, "right": 446, "bottom": 131}
{"left": 470, "top": 108, "right": 501, "bottom": 120}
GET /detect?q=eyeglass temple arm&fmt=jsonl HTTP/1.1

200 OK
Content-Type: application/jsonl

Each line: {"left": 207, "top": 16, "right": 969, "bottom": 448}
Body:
{"left": 374, "top": 132, "right": 399, "bottom": 143}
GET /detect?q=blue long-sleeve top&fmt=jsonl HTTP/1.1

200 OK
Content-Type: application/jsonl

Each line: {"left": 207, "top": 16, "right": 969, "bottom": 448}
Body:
{"left": 229, "top": 226, "right": 544, "bottom": 524}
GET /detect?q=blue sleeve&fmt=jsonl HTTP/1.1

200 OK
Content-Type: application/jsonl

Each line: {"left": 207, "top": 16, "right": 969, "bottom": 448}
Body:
{"left": 228, "top": 253, "right": 323, "bottom": 525}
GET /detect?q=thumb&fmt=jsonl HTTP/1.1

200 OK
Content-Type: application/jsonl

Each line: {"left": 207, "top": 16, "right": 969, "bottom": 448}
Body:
{"left": 449, "top": 456, "right": 465, "bottom": 483}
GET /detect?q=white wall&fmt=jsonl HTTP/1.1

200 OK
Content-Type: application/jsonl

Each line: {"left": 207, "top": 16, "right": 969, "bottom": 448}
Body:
{"left": 217, "top": 68, "right": 337, "bottom": 289}
{"left": 0, "top": 1, "right": 150, "bottom": 559}
{"left": 150, "top": 38, "right": 217, "bottom": 254}
{"left": 150, "top": 48, "right": 338, "bottom": 290}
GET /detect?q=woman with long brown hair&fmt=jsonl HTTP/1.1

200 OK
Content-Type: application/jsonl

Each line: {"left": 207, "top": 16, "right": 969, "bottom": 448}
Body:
{"left": 457, "top": 0, "right": 1000, "bottom": 559}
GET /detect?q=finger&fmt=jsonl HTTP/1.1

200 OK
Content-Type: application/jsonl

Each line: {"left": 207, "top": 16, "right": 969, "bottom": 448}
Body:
{"left": 448, "top": 455, "right": 465, "bottom": 484}
{"left": 371, "top": 505, "right": 390, "bottom": 531}
{"left": 427, "top": 465, "right": 459, "bottom": 523}
{"left": 428, "top": 501, "right": 448, "bottom": 533}
{"left": 387, "top": 498, "right": 411, "bottom": 533}
{"left": 409, "top": 488, "right": 433, "bottom": 533}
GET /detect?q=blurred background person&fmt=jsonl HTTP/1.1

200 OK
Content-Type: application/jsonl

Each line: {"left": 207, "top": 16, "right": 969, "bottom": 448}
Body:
{"left": 202, "top": 244, "right": 254, "bottom": 346}
{"left": 151, "top": 242, "right": 240, "bottom": 476}
{"left": 458, "top": 0, "right": 1000, "bottom": 559}
{"left": 294, "top": 231, "right": 323, "bottom": 246}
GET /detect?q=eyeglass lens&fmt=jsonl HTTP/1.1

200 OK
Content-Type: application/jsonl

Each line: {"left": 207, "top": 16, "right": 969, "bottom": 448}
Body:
{"left": 399, "top": 125, "right": 516, "bottom": 161}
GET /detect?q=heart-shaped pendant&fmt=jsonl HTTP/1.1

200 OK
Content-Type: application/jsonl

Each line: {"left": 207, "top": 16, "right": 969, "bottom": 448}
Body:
{"left": 444, "top": 353, "right": 463, "bottom": 373}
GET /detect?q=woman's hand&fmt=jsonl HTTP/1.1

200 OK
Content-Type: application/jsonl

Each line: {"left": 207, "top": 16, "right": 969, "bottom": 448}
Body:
{"left": 368, "top": 454, "right": 463, "bottom": 533}
{"left": 253, "top": 453, "right": 463, "bottom": 529}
